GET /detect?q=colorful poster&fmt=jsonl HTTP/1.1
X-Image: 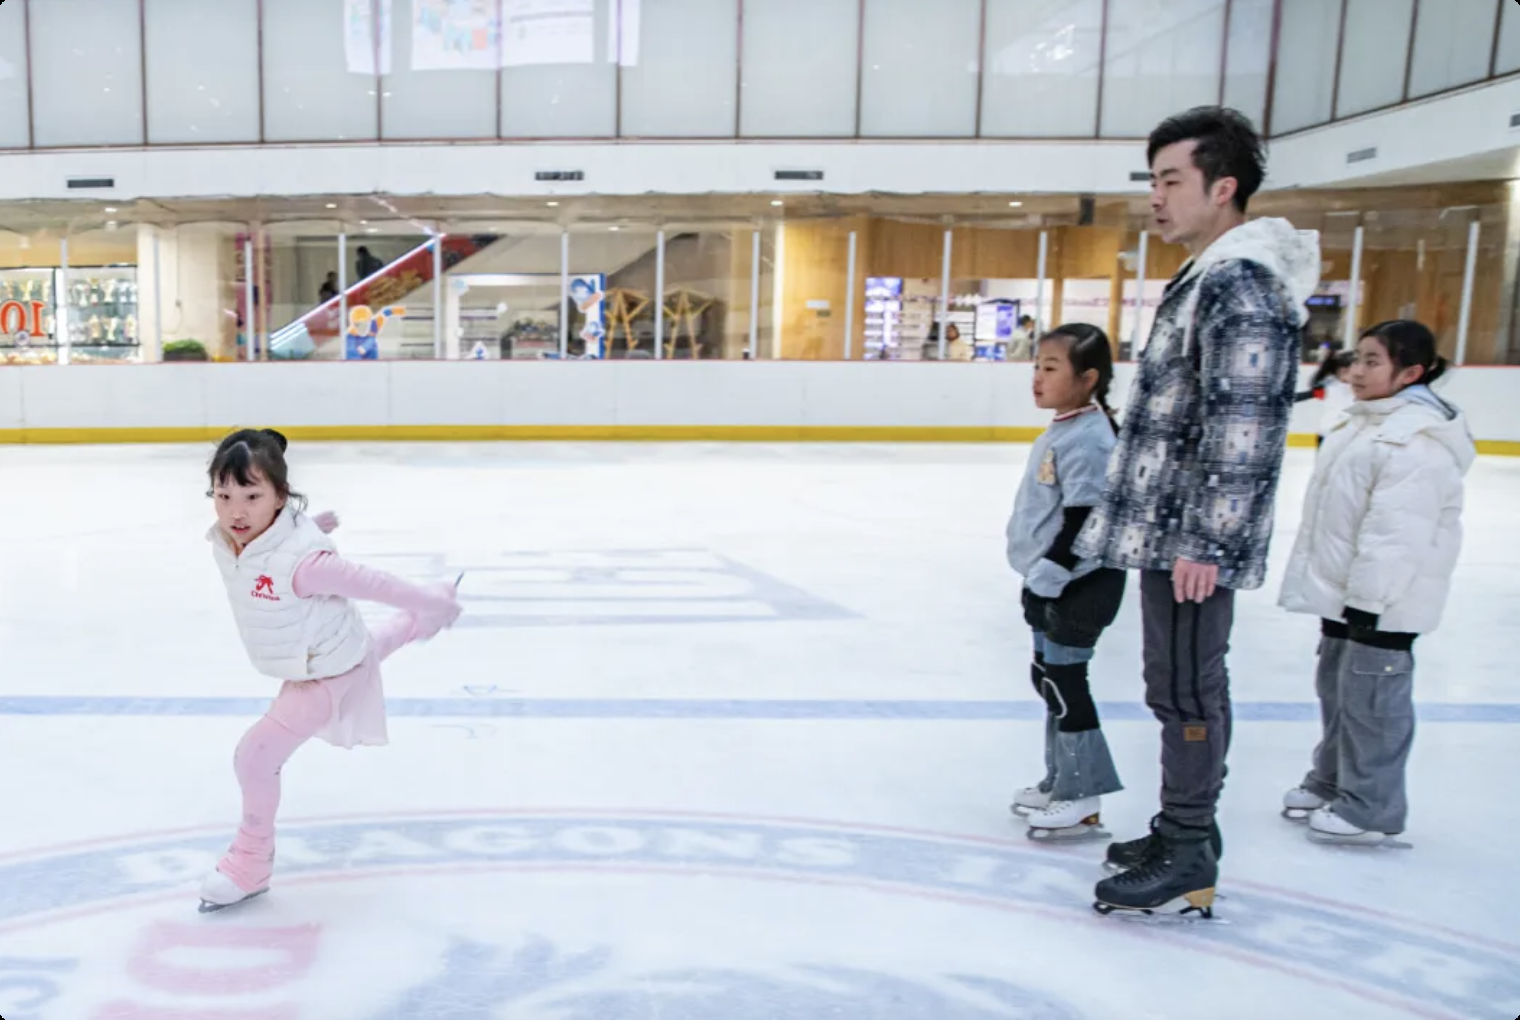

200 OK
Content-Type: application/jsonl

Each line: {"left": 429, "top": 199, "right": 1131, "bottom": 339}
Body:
{"left": 413, "top": 0, "right": 499, "bottom": 71}
{"left": 571, "top": 274, "right": 606, "bottom": 358}
{"left": 346, "top": 0, "right": 394, "bottom": 75}
{"left": 502, "top": 0, "right": 596, "bottom": 67}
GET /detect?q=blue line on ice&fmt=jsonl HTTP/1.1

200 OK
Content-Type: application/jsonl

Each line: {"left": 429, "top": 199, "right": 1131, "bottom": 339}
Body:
{"left": 1, "top": 697, "right": 1518, "bottom": 722}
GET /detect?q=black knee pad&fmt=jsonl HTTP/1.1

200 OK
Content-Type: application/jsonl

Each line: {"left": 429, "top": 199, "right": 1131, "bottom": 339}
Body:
{"left": 1044, "top": 568, "right": 1126, "bottom": 649}
{"left": 1030, "top": 660, "right": 1045, "bottom": 698}
{"left": 1042, "top": 662, "right": 1101, "bottom": 733}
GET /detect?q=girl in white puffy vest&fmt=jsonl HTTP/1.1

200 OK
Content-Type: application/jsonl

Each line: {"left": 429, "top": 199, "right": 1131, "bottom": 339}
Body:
{"left": 1278, "top": 321, "right": 1474, "bottom": 846}
{"left": 200, "top": 428, "right": 462, "bottom": 911}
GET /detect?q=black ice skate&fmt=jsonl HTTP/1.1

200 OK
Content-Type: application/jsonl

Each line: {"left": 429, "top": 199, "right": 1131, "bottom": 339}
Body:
{"left": 1104, "top": 813, "right": 1222, "bottom": 874}
{"left": 1093, "top": 816, "right": 1217, "bottom": 919}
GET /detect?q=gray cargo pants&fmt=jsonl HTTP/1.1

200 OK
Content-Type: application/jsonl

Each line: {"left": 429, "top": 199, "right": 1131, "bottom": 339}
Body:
{"left": 1139, "top": 571, "right": 1235, "bottom": 828}
{"left": 1301, "top": 634, "right": 1416, "bottom": 834}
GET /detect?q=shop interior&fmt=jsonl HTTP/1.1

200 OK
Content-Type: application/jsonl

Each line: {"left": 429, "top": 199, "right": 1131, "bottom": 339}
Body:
{"left": 0, "top": 184, "right": 1512, "bottom": 366}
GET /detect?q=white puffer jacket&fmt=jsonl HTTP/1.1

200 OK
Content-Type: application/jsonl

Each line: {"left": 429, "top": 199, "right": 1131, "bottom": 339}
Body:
{"left": 1278, "top": 386, "right": 1475, "bottom": 635}
{"left": 210, "top": 508, "right": 370, "bottom": 680}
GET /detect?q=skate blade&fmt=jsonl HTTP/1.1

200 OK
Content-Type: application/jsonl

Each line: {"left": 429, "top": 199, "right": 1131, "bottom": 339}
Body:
{"left": 1307, "top": 830, "right": 1412, "bottom": 850}
{"left": 1009, "top": 804, "right": 1038, "bottom": 817}
{"left": 198, "top": 888, "right": 268, "bottom": 914}
{"left": 1281, "top": 807, "right": 1315, "bottom": 822}
{"left": 1027, "top": 824, "right": 1110, "bottom": 844}
{"left": 1094, "top": 888, "right": 1216, "bottom": 921}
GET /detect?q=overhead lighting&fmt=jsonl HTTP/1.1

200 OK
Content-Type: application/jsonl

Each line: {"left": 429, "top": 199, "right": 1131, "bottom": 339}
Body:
{"left": 359, "top": 219, "right": 369, "bottom": 225}
{"left": 366, "top": 227, "right": 379, "bottom": 234}
{"left": 770, "top": 200, "right": 784, "bottom": 207}
{"left": 1008, "top": 201, "right": 1024, "bottom": 208}
{"left": 104, "top": 207, "right": 118, "bottom": 214}
{"left": 609, "top": 225, "right": 620, "bottom": 232}
{"left": 546, "top": 201, "right": 560, "bottom": 207}
{"left": 325, "top": 202, "right": 338, "bottom": 209}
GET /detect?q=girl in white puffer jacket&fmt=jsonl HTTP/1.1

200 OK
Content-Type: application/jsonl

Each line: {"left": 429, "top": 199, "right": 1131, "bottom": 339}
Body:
{"left": 200, "top": 429, "right": 463, "bottom": 912}
{"left": 1278, "top": 321, "right": 1475, "bottom": 846}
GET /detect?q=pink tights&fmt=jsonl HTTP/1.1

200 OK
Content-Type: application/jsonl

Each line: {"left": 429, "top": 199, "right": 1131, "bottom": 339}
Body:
{"left": 217, "top": 613, "right": 417, "bottom": 893}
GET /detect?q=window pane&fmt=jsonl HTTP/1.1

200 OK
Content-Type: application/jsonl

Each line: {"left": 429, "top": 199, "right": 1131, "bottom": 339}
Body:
{"left": 1221, "top": 0, "right": 1272, "bottom": 127}
{"left": 740, "top": 0, "right": 858, "bottom": 137}
{"left": 144, "top": 0, "right": 261, "bottom": 144}
{"left": 264, "top": 0, "right": 380, "bottom": 142}
{"left": 620, "top": 0, "right": 739, "bottom": 137}
{"left": 982, "top": 0, "right": 1102, "bottom": 138}
{"left": 1269, "top": 0, "right": 1340, "bottom": 135}
{"left": 30, "top": 0, "right": 144, "bottom": 147}
{"left": 0, "top": 0, "right": 30, "bottom": 148}
{"left": 1408, "top": 0, "right": 1496, "bottom": 98}
{"left": 860, "top": 0, "right": 979, "bottom": 137}
{"left": 1100, "top": 0, "right": 1226, "bottom": 138}
{"left": 1335, "top": 0, "right": 1414, "bottom": 119}
{"left": 1498, "top": 0, "right": 1520, "bottom": 76}
{"left": 501, "top": 0, "right": 617, "bottom": 137}
{"left": 384, "top": 0, "right": 497, "bottom": 139}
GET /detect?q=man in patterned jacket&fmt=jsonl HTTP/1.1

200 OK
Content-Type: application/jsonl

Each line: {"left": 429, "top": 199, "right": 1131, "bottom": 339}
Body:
{"left": 1080, "top": 107, "right": 1322, "bottom": 917}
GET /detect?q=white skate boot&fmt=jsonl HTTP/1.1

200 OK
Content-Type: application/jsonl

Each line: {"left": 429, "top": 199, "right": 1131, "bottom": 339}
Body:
{"left": 1306, "top": 807, "right": 1409, "bottom": 849}
{"left": 198, "top": 868, "right": 269, "bottom": 914}
{"left": 1010, "top": 784, "right": 1052, "bottom": 817}
{"left": 1282, "top": 786, "right": 1327, "bottom": 822}
{"left": 1025, "top": 796, "right": 1109, "bottom": 843}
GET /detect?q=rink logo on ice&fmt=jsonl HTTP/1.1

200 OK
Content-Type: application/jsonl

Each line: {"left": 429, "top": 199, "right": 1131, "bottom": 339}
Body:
{"left": 251, "top": 574, "right": 281, "bottom": 602}
{"left": 351, "top": 549, "right": 855, "bottom": 627}
{"left": 1, "top": 813, "right": 1515, "bottom": 1020}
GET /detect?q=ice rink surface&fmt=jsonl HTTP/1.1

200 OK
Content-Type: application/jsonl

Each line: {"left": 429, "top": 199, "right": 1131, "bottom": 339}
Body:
{"left": 1, "top": 440, "right": 1517, "bottom": 1020}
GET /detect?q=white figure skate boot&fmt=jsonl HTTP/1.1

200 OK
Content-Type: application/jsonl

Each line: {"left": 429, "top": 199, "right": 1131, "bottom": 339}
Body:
{"left": 1306, "top": 807, "right": 1409, "bottom": 849}
{"left": 1010, "top": 784, "right": 1053, "bottom": 817}
{"left": 1282, "top": 785, "right": 1327, "bottom": 822}
{"left": 198, "top": 868, "right": 269, "bottom": 914}
{"left": 1025, "top": 796, "right": 1109, "bottom": 843}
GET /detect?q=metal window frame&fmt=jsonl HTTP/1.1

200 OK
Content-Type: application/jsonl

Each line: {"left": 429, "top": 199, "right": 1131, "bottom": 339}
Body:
{"left": 0, "top": 0, "right": 1512, "bottom": 153}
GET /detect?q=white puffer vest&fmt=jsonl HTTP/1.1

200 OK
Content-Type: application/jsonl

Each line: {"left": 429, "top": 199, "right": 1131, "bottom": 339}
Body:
{"left": 210, "top": 509, "right": 371, "bottom": 680}
{"left": 1278, "top": 387, "right": 1475, "bottom": 635}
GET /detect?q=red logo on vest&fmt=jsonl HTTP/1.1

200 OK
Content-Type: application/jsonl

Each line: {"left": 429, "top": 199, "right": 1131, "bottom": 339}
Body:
{"left": 252, "top": 575, "right": 281, "bottom": 601}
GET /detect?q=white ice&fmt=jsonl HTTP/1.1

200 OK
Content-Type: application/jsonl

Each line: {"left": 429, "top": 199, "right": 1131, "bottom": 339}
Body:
{"left": 1, "top": 441, "right": 1517, "bottom": 1020}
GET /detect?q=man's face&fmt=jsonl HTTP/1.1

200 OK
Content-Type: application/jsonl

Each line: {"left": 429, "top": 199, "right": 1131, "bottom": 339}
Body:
{"left": 1149, "top": 140, "right": 1232, "bottom": 247}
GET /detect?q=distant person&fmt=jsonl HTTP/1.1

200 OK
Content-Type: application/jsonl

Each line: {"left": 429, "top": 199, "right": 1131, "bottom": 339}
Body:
{"left": 1278, "top": 320, "right": 1472, "bottom": 847}
{"left": 1294, "top": 350, "right": 1355, "bottom": 448}
{"left": 356, "top": 247, "right": 384, "bottom": 281}
{"left": 1075, "top": 106, "right": 1321, "bottom": 919}
{"left": 1006, "top": 324, "right": 1126, "bottom": 843}
{"left": 319, "top": 272, "right": 339, "bottom": 303}
{"left": 1008, "top": 315, "right": 1037, "bottom": 360}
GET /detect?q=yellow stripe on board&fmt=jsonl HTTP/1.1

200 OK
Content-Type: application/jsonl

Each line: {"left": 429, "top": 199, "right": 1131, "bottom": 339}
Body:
{"left": 0, "top": 425, "right": 1516, "bottom": 455}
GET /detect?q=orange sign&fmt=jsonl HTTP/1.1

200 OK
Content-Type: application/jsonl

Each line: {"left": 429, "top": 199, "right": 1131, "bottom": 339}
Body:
{"left": 0, "top": 300, "right": 47, "bottom": 338}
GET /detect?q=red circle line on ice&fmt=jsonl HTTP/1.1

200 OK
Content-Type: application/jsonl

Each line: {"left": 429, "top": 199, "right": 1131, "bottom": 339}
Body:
{"left": 0, "top": 809, "right": 1511, "bottom": 1020}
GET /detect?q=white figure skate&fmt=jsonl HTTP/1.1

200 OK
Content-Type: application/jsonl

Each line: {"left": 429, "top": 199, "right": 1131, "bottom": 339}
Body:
{"left": 198, "top": 868, "right": 268, "bottom": 914}
{"left": 1282, "top": 785, "right": 1327, "bottom": 822}
{"left": 1306, "top": 807, "right": 1411, "bottom": 849}
{"left": 1025, "top": 796, "right": 1110, "bottom": 843}
{"left": 1010, "top": 784, "right": 1053, "bottom": 817}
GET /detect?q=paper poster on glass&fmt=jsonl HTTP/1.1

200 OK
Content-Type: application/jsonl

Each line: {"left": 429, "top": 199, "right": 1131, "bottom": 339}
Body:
{"left": 972, "top": 300, "right": 1018, "bottom": 360}
{"left": 413, "top": 0, "right": 499, "bottom": 71}
{"left": 571, "top": 273, "right": 606, "bottom": 358}
{"left": 346, "top": 0, "right": 394, "bottom": 75}
{"left": 862, "top": 276, "right": 904, "bottom": 360}
{"left": 502, "top": 0, "right": 595, "bottom": 67}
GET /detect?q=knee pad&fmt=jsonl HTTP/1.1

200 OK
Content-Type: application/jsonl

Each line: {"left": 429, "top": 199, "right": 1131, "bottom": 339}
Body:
{"left": 1042, "top": 662, "right": 1101, "bottom": 733}
{"left": 1030, "top": 659, "right": 1045, "bottom": 697}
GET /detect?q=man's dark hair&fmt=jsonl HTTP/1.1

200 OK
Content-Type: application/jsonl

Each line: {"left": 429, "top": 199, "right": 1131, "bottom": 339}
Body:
{"left": 1147, "top": 106, "right": 1266, "bottom": 214}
